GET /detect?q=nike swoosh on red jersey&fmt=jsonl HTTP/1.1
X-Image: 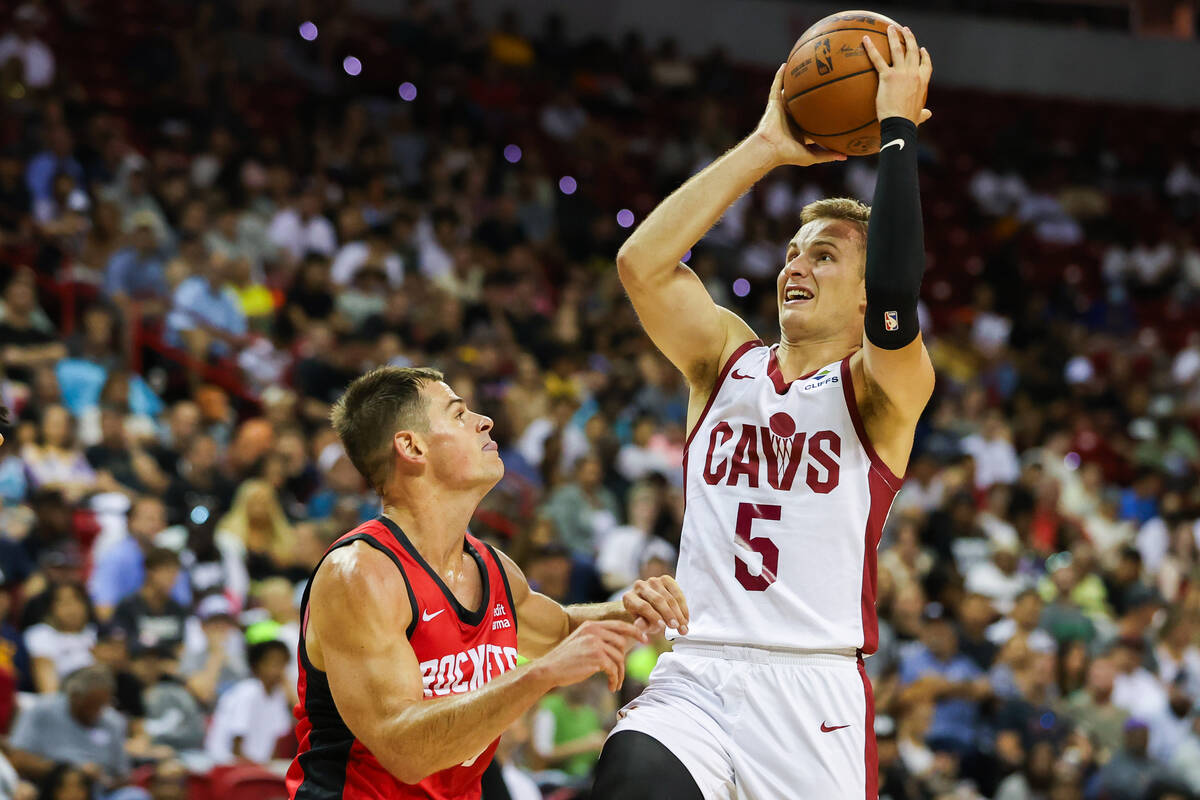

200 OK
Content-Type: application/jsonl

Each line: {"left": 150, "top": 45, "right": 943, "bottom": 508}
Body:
{"left": 731, "top": 370, "right": 753, "bottom": 380}
{"left": 820, "top": 722, "right": 850, "bottom": 732}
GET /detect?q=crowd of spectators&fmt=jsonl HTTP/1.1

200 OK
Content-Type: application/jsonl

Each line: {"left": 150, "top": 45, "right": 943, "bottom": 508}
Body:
{"left": 0, "top": 0, "right": 1199, "bottom": 798}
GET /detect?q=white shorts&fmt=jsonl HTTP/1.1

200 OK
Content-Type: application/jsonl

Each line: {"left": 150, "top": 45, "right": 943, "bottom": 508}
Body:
{"left": 609, "top": 643, "right": 876, "bottom": 800}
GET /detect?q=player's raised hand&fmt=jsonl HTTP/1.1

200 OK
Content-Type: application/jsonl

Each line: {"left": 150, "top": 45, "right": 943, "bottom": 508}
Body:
{"left": 863, "top": 25, "right": 933, "bottom": 127}
{"left": 541, "top": 620, "right": 641, "bottom": 692}
{"left": 755, "top": 64, "right": 847, "bottom": 168}
{"left": 623, "top": 574, "right": 690, "bottom": 637}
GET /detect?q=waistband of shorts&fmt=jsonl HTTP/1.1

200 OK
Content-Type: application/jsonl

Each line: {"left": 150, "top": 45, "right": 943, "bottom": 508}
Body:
{"left": 671, "top": 641, "right": 861, "bottom": 666}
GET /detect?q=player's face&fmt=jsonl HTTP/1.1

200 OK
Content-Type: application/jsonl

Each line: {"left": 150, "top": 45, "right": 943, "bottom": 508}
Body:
{"left": 419, "top": 381, "right": 504, "bottom": 491}
{"left": 776, "top": 218, "right": 866, "bottom": 341}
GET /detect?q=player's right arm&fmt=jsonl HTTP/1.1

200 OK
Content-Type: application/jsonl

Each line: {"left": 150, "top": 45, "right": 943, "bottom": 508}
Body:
{"left": 307, "top": 542, "right": 639, "bottom": 785}
{"left": 616, "top": 65, "right": 845, "bottom": 390}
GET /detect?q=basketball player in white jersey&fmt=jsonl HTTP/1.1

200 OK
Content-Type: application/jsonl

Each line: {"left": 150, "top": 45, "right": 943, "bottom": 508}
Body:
{"left": 592, "top": 26, "right": 934, "bottom": 800}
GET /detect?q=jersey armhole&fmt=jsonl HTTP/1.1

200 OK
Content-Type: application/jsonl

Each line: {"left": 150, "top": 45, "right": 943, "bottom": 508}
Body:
{"left": 839, "top": 356, "right": 903, "bottom": 491}
{"left": 683, "top": 338, "right": 763, "bottom": 449}
{"left": 483, "top": 542, "right": 518, "bottom": 636}
{"left": 298, "top": 533, "right": 421, "bottom": 672}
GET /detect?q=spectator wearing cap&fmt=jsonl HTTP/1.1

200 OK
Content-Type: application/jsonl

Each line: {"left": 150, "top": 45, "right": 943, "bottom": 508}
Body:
{"left": 1112, "top": 636, "right": 1169, "bottom": 722}
{"left": 964, "top": 532, "right": 1031, "bottom": 614}
{"left": 89, "top": 497, "right": 189, "bottom": 620}
{"left": 204, "top": 639, "right": 292, "bottom": 765}
{"left": 179, "top": 594, "right": 246, "bottom": 707}
{"left": 1094, "top": 719, "right": 1174, "bottom": 800}
{"left": 165, "top": 250, "right": 248, "bottom": 361}
{"left": 8, "top": 665, "right": 132, "bottom": 793}
{"left": 103, "top": 211, "right": 169, "bottom": 307}
{"left": 110, "top": 547, "right": 188, "bottom": 656}
{"left": 897, "top": 603, "right": 991, "bottom": 757}
{"left": 25, "top": 581, "right": 96, "bottom": 694}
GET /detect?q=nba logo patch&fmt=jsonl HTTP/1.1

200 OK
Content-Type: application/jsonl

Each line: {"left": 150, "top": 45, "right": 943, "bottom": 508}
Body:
{"left": 884, "top": 311, "right": 899, "bottom": 332}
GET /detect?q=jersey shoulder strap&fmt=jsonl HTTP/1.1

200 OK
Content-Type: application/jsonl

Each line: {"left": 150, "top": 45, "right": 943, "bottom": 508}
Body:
{"left": 478, "top": 538, "right": 518, "bottom": 636}
{"left": 300, "top": 528, "right": 420, "bottom": 642}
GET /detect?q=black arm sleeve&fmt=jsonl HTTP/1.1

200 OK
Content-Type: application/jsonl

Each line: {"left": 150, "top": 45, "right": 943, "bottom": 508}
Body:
{"left": 864, "top": 116, "right": 925, "bottom": 349}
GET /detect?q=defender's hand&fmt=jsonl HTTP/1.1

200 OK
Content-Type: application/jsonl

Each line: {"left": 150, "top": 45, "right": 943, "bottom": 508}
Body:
{"left": 863, "top": 25, "right": 933, "bottom": 127}
{"left": 541, "top": 620, "right": 640, "bottom": 692}
{"left": 623, "top": 575, "right": 690, "bottom": 636}
{"left": 754, "top": 64, "right": 847, "bottom": 168}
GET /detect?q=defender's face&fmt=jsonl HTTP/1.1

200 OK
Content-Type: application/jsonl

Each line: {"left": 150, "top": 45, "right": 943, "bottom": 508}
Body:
{"left": 777, "top": 219, "right": 866, "bottom": 340}
{"left": 420, "top": 381, "right": 504, "bottom": 490}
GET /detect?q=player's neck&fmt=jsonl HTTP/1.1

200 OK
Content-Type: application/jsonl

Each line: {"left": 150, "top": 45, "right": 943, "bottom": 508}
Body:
{"left": 774, "top": 335, "right": 859, "bottom": 381}
{"left": 380, "top": 487, "right": 482, "bottom": 573}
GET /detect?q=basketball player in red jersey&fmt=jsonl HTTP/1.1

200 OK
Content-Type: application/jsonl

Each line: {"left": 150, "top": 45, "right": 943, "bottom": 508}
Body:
{"left": 285, "top": 366, "right": 690, "bottom": 800}
{"left": 593, "top": 26, "right": 933, "bottom": 800}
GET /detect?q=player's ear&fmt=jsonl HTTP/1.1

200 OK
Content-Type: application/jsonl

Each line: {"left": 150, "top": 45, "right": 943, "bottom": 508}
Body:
{"left": 393, "top": 430, "right": 427, "bottom": 467}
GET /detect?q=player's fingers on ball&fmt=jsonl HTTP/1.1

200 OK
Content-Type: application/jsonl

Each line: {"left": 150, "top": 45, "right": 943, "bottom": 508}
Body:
{"left": 886, "top": 24, "right": 904, "bottom": 64}
{"left": 770, "top": 63, "right": 787, "bottom": 96}
{"left": 902, "top": 26, "right": 919, "bottom": 65}
{"left": 861, "top": 35, "right": 887, "bottom": 72}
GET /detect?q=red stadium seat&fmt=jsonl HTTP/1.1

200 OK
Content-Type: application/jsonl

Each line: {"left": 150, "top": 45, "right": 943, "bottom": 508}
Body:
{"left": 208, "top": 765, "right": 289, "bottom": 800}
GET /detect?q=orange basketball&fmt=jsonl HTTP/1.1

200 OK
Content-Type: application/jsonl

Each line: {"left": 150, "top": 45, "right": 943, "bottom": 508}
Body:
{"left": 783, "top": 10, "right": 902, "bottom": 156}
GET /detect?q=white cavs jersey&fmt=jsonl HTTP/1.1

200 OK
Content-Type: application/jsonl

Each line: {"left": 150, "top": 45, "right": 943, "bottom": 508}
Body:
{"left": 674, "top": 340, "right": 903, "bottom": 654}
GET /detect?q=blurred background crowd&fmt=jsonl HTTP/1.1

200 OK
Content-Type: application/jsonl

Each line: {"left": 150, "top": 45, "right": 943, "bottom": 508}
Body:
{"left": 0, "top": 0, "right": 1199, "bottom": 798}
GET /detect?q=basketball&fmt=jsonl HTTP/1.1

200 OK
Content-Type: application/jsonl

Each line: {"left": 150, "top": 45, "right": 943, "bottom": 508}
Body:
{"left": 783, "top": 10, "right": 902, "bottom": 156}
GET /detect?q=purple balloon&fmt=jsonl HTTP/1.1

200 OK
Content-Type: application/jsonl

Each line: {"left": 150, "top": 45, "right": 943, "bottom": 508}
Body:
{"left": 616, "top": 209, "right": 635, "bottom": 228}
{"left": 298, "top": 22, "right": 318, "bottom": 41}
{"left": 733, "top": 278, "right": 751, "bottom": 297}
{"left": 558, "top": 176, "right": 577, "bottom": 195}
{"left": 343, "top": 56, "right": 362, "bottom": 76}
{"left": 398, "top": 82, "right": 417, "bottom": 101}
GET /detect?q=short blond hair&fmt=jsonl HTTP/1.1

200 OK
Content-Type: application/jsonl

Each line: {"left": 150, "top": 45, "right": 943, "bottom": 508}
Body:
{"left": 800, "top": 197, "right": 870, "bottom": 238}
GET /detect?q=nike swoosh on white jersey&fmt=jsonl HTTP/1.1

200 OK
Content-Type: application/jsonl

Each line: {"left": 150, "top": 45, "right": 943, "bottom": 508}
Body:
{"left": 880, "top": 138, "right": 905, "bottom": 152}
{"left": 422, "top": 609, "right": 445, "bottom": 622}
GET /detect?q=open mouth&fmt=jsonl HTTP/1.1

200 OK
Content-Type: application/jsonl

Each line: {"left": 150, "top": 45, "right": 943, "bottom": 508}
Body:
{"left": 783, "top": 286, "right": 814, "bottom": 305}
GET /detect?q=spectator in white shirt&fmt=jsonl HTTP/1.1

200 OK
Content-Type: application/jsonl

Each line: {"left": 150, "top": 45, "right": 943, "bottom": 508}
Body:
{"left": 416, "top": 207, "right": 458, "bottom": 280}
{"left": 615, "top": 416, "right": 673, "bottom": 485}
{"left": 0, "top": 5, "right": 55, "bottom": 90}
{"left": 1111, "top": 637, "right": 1169, "bottom": 723}
{"left": 330, "top": 222, "right": 404, "bottom": 288}
{"left": 268, "top": 190, "right": 336, "bottom": 262}
{"left": 965, "top": 535, "right": 1031, "bottom": 614}
{"left": 205, "top": 640, "right": 292, "bottom": 764}
{"left": 961, "top": 412, "right": 1020, "bottom": 490}
{"left": 597, "top": 483, "right": 663, "bottom": 592}
{"left": 26, "top": 582, "right": 98, "bottom": 693}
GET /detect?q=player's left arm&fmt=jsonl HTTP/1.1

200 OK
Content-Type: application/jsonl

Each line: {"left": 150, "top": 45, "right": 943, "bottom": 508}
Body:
{"left": 852, "top": 25, "right": 936, "bottom": 475}
{"left": 493, "top": 549, "right": 689, "bottom": 658}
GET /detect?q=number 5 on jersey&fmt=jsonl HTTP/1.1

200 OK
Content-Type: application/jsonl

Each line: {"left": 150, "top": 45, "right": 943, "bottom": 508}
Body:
{"left": 734, "top": 502, "right": 782, "bottom": 591}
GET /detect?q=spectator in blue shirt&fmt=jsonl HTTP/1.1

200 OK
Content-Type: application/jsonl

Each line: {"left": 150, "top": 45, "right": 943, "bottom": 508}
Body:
{"left": 898, "top": 603, "right": 991, "bottom": 757}
{"left": 89, "top": 496, "right": 190, "bottom": 620}
{"left": 165, "top": 250, "right": 247, "bottom": 360}
{"left": 103, "top": 212, "right": 168, "bottom": 305}
{"left": 24, "top": 125, "right": 82, "bottom": 205}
